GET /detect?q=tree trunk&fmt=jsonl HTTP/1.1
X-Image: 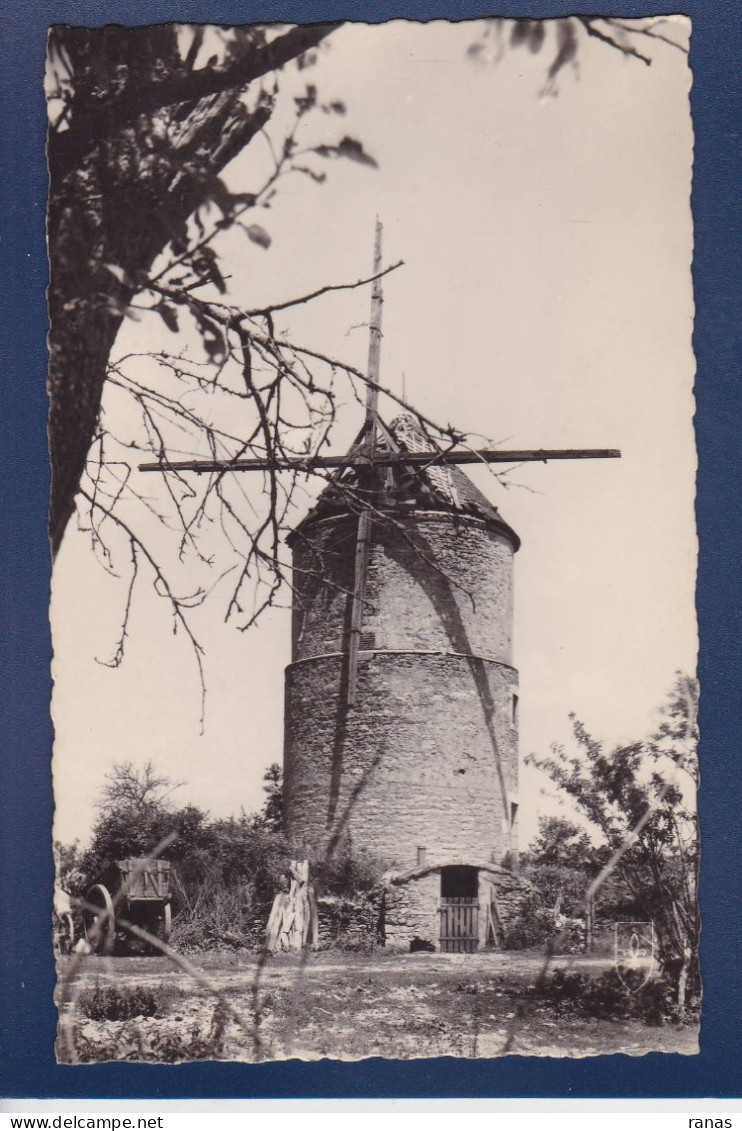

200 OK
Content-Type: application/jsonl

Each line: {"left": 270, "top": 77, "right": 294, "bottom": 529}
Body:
{"left": 48, "top": 86, "right": 272, "bottom": 555}
{"left": 47, "top": 24, "right": 336, "bottom": 557}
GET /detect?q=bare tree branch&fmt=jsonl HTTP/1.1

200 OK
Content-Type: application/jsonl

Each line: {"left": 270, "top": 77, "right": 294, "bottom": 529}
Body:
{"left": 610, "top": 18, "right": 689, "bottom": 55}
{"left": 245, "top": 259, "right": 405, "bottom": 317}
{"left": 79, "top": 486, "right": 208, "bottom": 730}
{"left": 578, "top": 17, "right": 652, "bottom": 66}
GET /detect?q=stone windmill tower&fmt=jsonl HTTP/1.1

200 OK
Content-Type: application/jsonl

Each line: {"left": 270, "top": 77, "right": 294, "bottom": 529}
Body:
{"left": 283, "top": 223, "right": 533, "bottom": 951}
{"left": 283, "top": 413, "right": 521, "bottom": 869}
{"left": 282, "top": 409, "right": 524, "bottom": 949}
{"left": 142, "top": 221, "right": 618, "bottom": 951}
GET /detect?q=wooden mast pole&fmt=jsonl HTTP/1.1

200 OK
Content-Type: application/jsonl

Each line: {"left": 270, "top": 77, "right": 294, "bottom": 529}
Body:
{"left": 364, "top": 217, "right": 383, "bottom": 447}
{"left": 346, "top": 218, "right": 383, "bottom": 707}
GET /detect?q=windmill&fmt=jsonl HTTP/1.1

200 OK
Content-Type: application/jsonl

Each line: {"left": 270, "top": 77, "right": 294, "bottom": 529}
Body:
{"left": 140, "top": 220, "right": 621, "bottom": 951}
{"left": 140, "top": 218, "right": 619, "bottom": 710}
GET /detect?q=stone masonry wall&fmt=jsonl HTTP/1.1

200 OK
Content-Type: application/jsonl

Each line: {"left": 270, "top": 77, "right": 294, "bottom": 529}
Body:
{"left": 290, "top": 511, "right": 515, "bottom": 664}
{"left": 381, "top": 866, "right": 532, "bottom": 951}
{"left": 284, "top": 652, "right": 518, "bottom": 868}
{"left": 284, "top": 507, "right": 519, "bottom": 873}
{"left": 316, "top": 896, "right": 380, "bottom": 950}
{"left": 382, "top": 871, "right": 441, "bottom": 950}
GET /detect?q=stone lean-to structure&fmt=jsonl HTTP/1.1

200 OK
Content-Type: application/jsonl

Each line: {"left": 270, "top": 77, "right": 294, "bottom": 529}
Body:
{"left": 283, "top": 414, "right": 531, "bottom": 951}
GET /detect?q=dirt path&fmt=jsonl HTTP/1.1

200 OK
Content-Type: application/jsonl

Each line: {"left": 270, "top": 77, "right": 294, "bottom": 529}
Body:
{"left": 57, "top": 950, "right": 699, "bottom": 1063}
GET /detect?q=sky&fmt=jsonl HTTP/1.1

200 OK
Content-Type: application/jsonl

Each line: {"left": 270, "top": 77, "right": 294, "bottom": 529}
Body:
{"left": 51, "top": 18, "right": 695, "bottom": 850}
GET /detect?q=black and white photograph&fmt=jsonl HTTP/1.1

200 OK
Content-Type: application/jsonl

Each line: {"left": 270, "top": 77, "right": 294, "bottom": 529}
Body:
{"left": 47, "top": 15, "right": 698, "bottom": 1063}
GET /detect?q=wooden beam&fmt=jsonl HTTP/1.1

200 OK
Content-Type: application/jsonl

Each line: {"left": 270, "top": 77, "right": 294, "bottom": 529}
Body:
{"left": 346, "top": 508, "right": 373, "bottom": 707}
{"left": 139, "top": 448, "right": 621, "bottom": 474}
{"left": 364, "top": 219, "right": 383, "bottom": 439}
{"left": 346, "top": 218, "right": 384, "bottom": 707}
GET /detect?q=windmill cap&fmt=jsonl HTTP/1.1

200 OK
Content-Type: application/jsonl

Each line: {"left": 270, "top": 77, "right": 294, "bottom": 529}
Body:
{"left": 289, "top": 413, "right": 520, "bottom": 551}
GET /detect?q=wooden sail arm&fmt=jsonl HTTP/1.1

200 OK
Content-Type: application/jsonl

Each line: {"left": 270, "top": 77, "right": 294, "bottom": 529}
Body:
{"left": 139, "top": 448, "right": 621, "bottom": 474}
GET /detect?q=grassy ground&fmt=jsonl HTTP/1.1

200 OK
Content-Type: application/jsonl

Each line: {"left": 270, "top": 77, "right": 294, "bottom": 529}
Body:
{"left": 56, "top": 949, "right": 699, "bottom": 1063}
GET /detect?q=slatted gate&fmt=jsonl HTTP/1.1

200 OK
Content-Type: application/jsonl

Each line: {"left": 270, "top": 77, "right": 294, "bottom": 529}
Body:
{"left": 440, "top": 896, "right": 479, "bottom": 953}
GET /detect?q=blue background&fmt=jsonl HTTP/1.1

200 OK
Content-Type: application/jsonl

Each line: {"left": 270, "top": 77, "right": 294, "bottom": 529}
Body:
{"left": 1, "top": 0, "right": 740, "bottom": 1101}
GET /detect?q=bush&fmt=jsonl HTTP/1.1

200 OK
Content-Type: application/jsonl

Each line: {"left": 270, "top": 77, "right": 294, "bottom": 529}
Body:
{"left": 169, "top": 880, "right": 271, "bottom": 952}
{"left": 78, "top": 982, "right": 183, "bottom": 1022}
{"left": 314, "top": 847, "right": 387, "bottom": 899}
{"left": 65, "top": 1000, "right": 231, "bottom": 1063}
{"left": 503, "top": 894, "right": 557, "bottom": 950}
{"left": 533, "top": 968, "right": 680, "bottom": 1025}
{"left": 502, "top": 893, "right": 586, "bottom": 953}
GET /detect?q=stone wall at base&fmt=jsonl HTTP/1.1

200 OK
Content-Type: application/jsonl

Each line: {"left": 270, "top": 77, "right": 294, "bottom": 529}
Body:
{"left": 316, "top": 895, "right": 380, "bottom": 950}
{"left": 382, "top": 871, "right": 441, "bottom": 950}
{"left": 380, "top": 865, "right": 532, "bottom": 952}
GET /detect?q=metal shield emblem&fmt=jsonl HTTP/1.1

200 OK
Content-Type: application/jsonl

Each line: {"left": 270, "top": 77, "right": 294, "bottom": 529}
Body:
{"left": 614, "top": 921, "right": 656, "bottom": 990}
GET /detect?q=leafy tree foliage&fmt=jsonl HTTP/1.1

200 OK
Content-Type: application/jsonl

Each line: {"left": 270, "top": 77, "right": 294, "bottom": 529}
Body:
{"left": 251, "top": 762, "right": 283, "bottom": 833}
{"left": 70, "top": 759, "right": 292, "bottom": 947}
{"left": 522, "top": 817, "right": 598, "bottom": 918}
{"left": 468, "top": 15, "right": 687, "bottom": 94}
{"left": 529, "top": 816, "right": 594, "bottom": 870}
{"left": 54, "top": 838, "right": 87, "bottom": 899}
{"left": 521, "top": 815, "right": 639, "bottom": 927}
{"left": 47, "top": 22, "right": 340, "bottom": 556}
{"left": 528, "top": 673, "right": 699, "bottom": 1005}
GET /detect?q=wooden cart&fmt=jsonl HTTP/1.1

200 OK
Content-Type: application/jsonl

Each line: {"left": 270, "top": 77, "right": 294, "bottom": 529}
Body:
{"left": 84, "top": 858, "right": 172, "bottom": 954}
{"left": 53, "top": 884, "right": 75, "bottom": 956}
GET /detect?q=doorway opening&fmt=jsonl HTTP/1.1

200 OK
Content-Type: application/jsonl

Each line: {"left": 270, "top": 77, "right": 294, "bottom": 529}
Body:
{"left": 439, "top": 866, "right": 479, "bottom": 953}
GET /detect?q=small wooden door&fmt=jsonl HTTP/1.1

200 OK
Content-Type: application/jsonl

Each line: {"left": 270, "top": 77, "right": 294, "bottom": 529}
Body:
{"left": 439, "top": 866, "right": 479, "bottom": 953}
{"left": 440, "top": 897, "right": 479, "bottom": 953}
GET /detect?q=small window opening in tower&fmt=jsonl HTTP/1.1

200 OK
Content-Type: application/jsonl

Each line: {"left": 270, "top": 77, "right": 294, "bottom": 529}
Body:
{"left": 511, "top": 692, "right": 519, "bottom": 727}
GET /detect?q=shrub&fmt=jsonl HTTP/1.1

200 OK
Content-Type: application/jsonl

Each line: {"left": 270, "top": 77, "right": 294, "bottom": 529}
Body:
{"left": 533, "top": 968, "right": 680, "bottom": 1025}
{"left": 502, "top": 894, "right": 556, "bottom": 950}
{"left": 502, "top": 893, "right": 587, "bottom": 953}
{"left": 78, "top": 982, "right": 183, "bottom": 1022}
{"left": 314, "top": 847, "right": 387, "bottom": 898}
{"left": 169, "top": 877, "right": 272, "bottom": 953}
{"left": 65, "top": 1000, "right": 231, "bottom": 1063}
